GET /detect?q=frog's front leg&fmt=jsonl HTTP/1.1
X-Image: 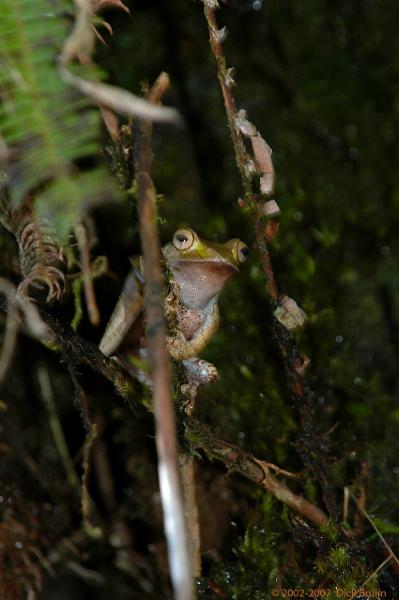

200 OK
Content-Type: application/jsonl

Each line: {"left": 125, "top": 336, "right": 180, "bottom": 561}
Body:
{"left": 167, "top": 303, "right": 219, "bottom": 361}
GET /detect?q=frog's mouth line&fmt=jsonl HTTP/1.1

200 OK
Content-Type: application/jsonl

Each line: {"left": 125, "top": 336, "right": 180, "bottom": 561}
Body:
{"left": 172, "top": 258, "right": 239, "bottom": 273}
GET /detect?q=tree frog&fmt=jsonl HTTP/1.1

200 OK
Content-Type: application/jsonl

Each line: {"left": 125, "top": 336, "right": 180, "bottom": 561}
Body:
{"left": 99, "top": 227, "right": 249, "bottom": 387}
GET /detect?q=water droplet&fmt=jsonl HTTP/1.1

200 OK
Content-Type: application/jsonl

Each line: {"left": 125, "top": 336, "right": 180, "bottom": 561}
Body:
{"left": 335, "top": 335, "right": 343, "bottom": 343}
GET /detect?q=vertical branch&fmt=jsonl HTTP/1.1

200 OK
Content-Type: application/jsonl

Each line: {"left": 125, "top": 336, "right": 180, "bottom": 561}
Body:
{"left": 134, "top": 73, "right": 193, "bottom": 600}
{"left": 203, "top": 4, "right": 278, "bottom": 302}
{"left": 202, "top": 3, "right": 337, "bottom": 518}
{"left": 64, "top": 355, "right": 100, "bottom": 535}
{"left": 74, "top": 223, "right": 100, "bottom": 327}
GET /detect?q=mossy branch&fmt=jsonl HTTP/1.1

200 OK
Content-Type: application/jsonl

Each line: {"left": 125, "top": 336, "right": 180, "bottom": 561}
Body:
{"left": 184, "top": 417, "right": 328, "bottom": 528}
{"left": 202, "top": 1, "right": 337, "bottom": 519}
{"left": 0, "top": 297, "right": 328, "bottom": 530}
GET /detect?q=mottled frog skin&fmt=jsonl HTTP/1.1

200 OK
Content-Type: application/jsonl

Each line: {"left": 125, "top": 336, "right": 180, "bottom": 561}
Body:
{"left": 99, "top": 228, "right": 249, "bottom": 386}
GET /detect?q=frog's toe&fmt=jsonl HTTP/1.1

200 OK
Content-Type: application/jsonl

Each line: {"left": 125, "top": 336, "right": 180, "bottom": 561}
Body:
{"left": 183, "top": 357, "right": 218, "bottom": 384}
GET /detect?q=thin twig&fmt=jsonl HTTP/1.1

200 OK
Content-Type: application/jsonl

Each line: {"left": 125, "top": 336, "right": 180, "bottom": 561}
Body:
{"left": 93, "top": 414, "right": 117, "bottom": 514}
{"left": 360, "top": 554, "right": 393, "bottom": 589}
{"left": 202, "top": 3, "right": 336, "bottom": 518}
{"left": 255, "top": 459, "right": 302, "bottom": 480}
{"left": 37, "top": 364, "right": 81, "bottom": 494}
{"left": 81, "top": 421, "right": 99, "bottom": 535}
{"left": 351, "top": 492, "right": 399, "bottom": 568}
{"left": 134, "top": 72, "right": 193, "bottom": 600}
{"left": 0, "top": 277, "right": 50, "bottom": 384}
{"left": 74, "top": 223, "right": 100, "bottom": 326}
{"left": 0, "top": 277, "right": 18, "bottom": 383}
{"left": 59, "top": 1, "right": 181, "bottom": 123}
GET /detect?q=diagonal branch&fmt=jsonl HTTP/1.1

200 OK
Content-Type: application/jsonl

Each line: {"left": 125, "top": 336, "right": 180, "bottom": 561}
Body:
{"left": 185, "top": 417, "right": 328, "bottom": 528}
{"left": 0, "top": 290, "right": 328, "bottom": 532}
{"left": 37, "top": 307, "right": 130, "bottom": 399}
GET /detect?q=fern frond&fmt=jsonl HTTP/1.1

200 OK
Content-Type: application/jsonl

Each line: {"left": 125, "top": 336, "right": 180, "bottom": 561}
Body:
{"left": 0, "top": 0, "right": 117, "bottom": 242}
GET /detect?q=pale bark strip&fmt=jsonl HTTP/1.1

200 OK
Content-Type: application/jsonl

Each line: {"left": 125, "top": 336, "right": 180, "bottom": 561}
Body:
{"left": 134, "top": 73, "right": 194, "bottom": 600}
{"left": 178, "top": 452, "right": 201, "bottom": 578}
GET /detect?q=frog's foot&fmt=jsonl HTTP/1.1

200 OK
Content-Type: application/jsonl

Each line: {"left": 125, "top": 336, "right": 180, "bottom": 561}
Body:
{"left": 182, "top": 357, "right": 218, "bottom": 385}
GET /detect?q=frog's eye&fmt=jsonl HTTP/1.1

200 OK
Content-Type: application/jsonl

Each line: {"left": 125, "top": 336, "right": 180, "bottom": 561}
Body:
{"left": 237, "top": 241, "right": 250, "bottom": 263}
{"left": 172, "top": 228, "right": 195, "bottom": 250}
{"left": 227, "top": 239, "right": 250, "bottom": 263}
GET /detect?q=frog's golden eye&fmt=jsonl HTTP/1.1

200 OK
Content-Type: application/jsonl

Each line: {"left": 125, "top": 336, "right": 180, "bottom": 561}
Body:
{"left": 227, "top": 239, "right": 250, "bottom": 263}
{"left": 237, "top": 240, "right": 250, "bottom": 263}
{"left": 172, "top": 228, "right": 195, "bottom": 251}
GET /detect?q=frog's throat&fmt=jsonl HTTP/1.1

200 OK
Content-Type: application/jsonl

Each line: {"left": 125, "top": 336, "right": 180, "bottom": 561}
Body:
{"left": 168, "top": 260, "right": 237, "bottom": 310}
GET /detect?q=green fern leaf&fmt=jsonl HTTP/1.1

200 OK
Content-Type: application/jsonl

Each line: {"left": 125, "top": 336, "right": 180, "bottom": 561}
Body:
{"left": 0, "top": 0, "right": 118, "bottom": 242}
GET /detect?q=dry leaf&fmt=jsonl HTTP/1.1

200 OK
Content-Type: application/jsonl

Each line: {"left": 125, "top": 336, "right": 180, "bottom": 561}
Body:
{"left": 243, "top": 157, "right": 256, "bottom": 178}
{"left": 61, "top": 1, "right": 180, "bottom": 123}
{"left": 235, "top": 109, "right": 258, "bottom": 137}
{"left": 294, "top": 355, "right": 311, "bottom": 374}
{"left": 274, "top": 295, "right": 308, "bottom": 330}
{"left": 213, "top": 26, "right": 228, "bottom": 44}
{"left": 262, "top": 199, "right": 281, "bottom": 217}
{"left": 202, "top": 0, "right": 220, "bottom": 8}
{"left": 265, "top": 220, "right": 279, "bottom": 242}
{"left": 225, "top": 67, "right": 236, "bottom": 88}
{"left": 260, "top": 174, "right": 274, "bottom": 196}
{"left": 251, "top": 135, "right": 275, "bottom": 194}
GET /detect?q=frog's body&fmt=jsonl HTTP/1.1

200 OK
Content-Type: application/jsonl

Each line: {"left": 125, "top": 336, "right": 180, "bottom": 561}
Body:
{"left": 99, "top": 228, "right": 249, "bottom": 386}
